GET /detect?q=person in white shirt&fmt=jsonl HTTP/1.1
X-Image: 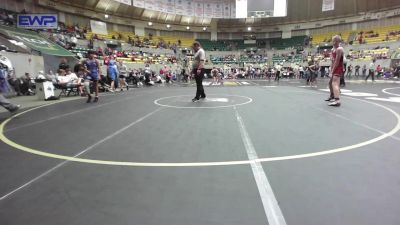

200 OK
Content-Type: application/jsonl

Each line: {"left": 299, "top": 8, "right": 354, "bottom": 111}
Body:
{"left": 365, "top": 59, "right": 375, "bottom": 81}
{"left": 154, "top": 74, "right": 163, "bottom": 84}
{"left": 62, "top": 69, "right": 83, "bottom": 93}
{"left": 299, "top": 66, "right": 304, "bottom": 79}
{"left": 66, "top": 70, "right": 79, "bottom": 83}
{"left": 46, "top": 70, "right": 58, "bottom": 84}
{"left": 191, "top": 41, "right": 206, "bottom": 102}
{"left": 57, "top": 69, "right": 71, "bottom": 84}
{"left": 117, "top": 60, "right": 129, "bottom": 91}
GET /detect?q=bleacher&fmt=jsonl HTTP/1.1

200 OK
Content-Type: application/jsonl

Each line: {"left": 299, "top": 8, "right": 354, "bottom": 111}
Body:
{"left": 69, "top": 47, "right": 90, "bottom": 55}
{"left": 272, "top": 54, "right": 303, "bottom": 64}
{"left": 210, "top": 55, "right": 266, "bottom": 64}
{"left": 86, "top": 31, "right": 194, "bottom": 48}
{"left": 197, "top": 39, "right": 246, "bottom": 51}
{"left": 231, "top": 40, "right": 247, "bottom": 50}
{"left": 198, "top": 39, "right": 257, "bottom": 51}
{"left": 357, "top": 24, "right": 400, "bottom": 44}
{"left": 311, "top": 24, "right": 400, "bottom": 45}
{"left": 159, "top": 36, "right": 194, "bottom": 47}
{"left": 348, "top": 48, "right": 390, "bottom": 61}
{"left": 197, "top": 39, "right": 225, "bottom": 51}
{"left": 392, "top": 48, "right": 400, "bottom": 59}
{"left": 270, "top": 36, "right": 306, "bottom": 50}
{"left": 311, "top": 31, "right": 351, "bottom": 45}
{"left": 115, "top": 55, "right": 172, "bottom": 64}
{"left": 199, "top": 37, "right": 304, "bottom": 51}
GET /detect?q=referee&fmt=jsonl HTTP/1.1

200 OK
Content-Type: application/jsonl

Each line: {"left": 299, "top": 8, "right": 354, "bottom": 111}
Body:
{"left": 191, "top": 41, "right": 206, "bottom": 102}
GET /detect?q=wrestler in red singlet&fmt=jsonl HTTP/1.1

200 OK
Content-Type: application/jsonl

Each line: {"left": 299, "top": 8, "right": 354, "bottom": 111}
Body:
{"left": 331, "top": 48, "right": 344, "bottom": 76}
{"left": 326, "top": 35, "right": 343, "bottom": 106}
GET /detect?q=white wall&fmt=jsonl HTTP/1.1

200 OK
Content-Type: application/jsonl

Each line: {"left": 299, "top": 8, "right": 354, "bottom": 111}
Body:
{"left": 0, "top": 52, "right": 44, "bottom": 78}
{"left": 135, "top": 26, "right": 145, "bottom": 36}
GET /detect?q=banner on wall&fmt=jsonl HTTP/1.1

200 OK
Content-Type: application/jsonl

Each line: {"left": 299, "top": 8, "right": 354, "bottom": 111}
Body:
{"left": 322, "top": 0, "right": 334, "bottom": 11}
{"left": 144, "top": 0, "right": 156, "bottom": 10}
{"left": 17, "top": 14, "right": 58, "bottom": 29}
{"left": 235, "top": 0, "right": 247, "bottom": 18}
{"left": 165, "top": 0, "right": 175, "bottom": 14}
{"left": 184, "top": 0, "right": 195, "bottom": 16}
{"left": 129, "top": 0, "right": 263, "bottom": 19}
{"left": 212, "top": 1, "right": 224, "bottom": 18}
{"left": 230, "top": 1, "right": 236, "bottom": 18}
{"left": 133, "top": 0, "right": 145, "bottom": 8}
{"left": 155, "top": 0, "right": 166, "bottom": 12}
{"left": 114, "top": 0, "right": 132, "bottom": 5}
{"left": 90, "top": 20, "right": 108, "bottom": 35}
{"left": 203, "top": 0, "right": 213, "bottom": 18}
{"left": 223, "top": 1, "right": 231, "bottom": 18}
{"left": 194, "top": 0, "right": 204, "bottom": 17}
{"left": 175, "top": 0, "right": 185, "bottom": 15}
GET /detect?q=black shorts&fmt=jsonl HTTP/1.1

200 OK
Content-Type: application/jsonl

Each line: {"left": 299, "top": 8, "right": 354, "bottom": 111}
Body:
{"left": 192, "top": 68, "right": 205, "bottom": 78}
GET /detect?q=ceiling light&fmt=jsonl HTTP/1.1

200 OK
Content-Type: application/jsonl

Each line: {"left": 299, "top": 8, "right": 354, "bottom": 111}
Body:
{"left": 148, "top": 21, "right": 153, "bottom": 26}
{"left": 186, "top": 26, "right": 190, "bottom": 30}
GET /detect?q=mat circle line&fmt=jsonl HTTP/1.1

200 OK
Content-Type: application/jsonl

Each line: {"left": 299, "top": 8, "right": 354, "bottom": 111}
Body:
{"left": 0, "top": 92, "right": 399, "bottom": 167}
{"left": 382, "top": 87, "right": 400, "bottom": 97}
{"left": 154, "top": 94, "right": 253, "bottom": 109}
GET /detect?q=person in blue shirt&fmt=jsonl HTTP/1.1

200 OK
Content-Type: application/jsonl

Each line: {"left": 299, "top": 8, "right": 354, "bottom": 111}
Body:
{"left": 107, "top": 55, "right": 118, "bottom": 92}
{"left": 83, "top": 50, "right": 101, "bottom": 103}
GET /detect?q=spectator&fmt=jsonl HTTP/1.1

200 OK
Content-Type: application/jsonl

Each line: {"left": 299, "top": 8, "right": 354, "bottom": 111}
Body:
{"left": 354, "top": 65, "right": 360, "bottom": 77}
{"left": 161, "top": 65, "right": 171, "bottom": 84}
{"left": 20, "top": 73, "right": 35, "bottom": 95}
{"left": 394, "top": 63, "right": 400, "bottom": 79}
{"left": 376, "top": 65, "right": 383, "bottom": 78}
{"left": 383, "top": 68, "right": 392, "bottom": 79}
{"left": 66, "top": 68, "right": 82, "bottom": 92}
{"left": 346, "top": 65, "right": 353, "bottom": 77}
{"left": 362, "top": 64, "right": 367, "bottom": 76}
{"left": 117, "top": 60, "right": 129, "bottom": 91}
{"left": 45, "top": 70, "right": 58, "bottom": 84}
{"left": 56, "top": 69, "right": 69, "bottom": 84}
{"left": 7, "top": 75, "right": 23, "bottom": 96}
{"left": 365, "top": 60, "right": 375, "bottom": 81}
{"left": 59, "top": 58, "right": 70, "bottom": 71}
{"left": 107, "top": 56, "right": 118, "bottom": 92}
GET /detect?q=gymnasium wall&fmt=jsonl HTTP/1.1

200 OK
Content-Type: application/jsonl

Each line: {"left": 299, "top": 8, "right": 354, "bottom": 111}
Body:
{"left": 0, "top": 52, "right": 44, "bottom": 78}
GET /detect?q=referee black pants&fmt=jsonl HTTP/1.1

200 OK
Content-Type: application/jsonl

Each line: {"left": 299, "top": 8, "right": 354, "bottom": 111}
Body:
{"left": 193, "top": 68, "right": 206, "bottom": 99}
{"left": 365, "top": 70, "right": 375, "bottom": 81}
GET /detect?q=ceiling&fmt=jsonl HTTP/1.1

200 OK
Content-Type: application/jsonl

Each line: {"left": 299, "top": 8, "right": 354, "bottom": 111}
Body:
{"left": 59, "top": 0, "right": 400, "bottom": 26}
